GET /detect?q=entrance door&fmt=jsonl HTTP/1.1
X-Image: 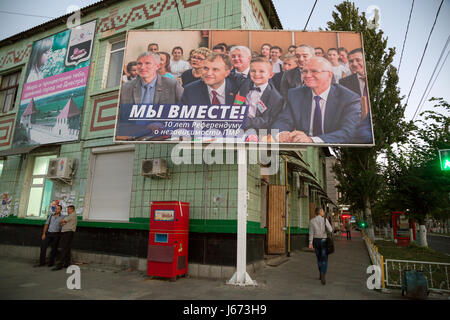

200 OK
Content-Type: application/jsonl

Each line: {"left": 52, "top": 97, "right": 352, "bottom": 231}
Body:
{"left": 88, "top": 151, "right": 134, "bottom": 221}
{"left": 267, "top": 185, "right": 286, "bottom": 254}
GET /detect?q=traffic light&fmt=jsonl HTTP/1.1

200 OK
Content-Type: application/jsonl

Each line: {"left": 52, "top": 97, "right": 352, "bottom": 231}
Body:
{"left": 357, "top": 221, "right": 367, "bottom": 228}
{"left": 439, "top": 149, "right": 450, "bottom": 171}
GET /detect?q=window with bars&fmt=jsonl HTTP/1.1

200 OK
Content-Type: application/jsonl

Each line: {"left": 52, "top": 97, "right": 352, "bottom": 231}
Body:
{"left": 0, "top": 71, "right": 21, "bottom": 113}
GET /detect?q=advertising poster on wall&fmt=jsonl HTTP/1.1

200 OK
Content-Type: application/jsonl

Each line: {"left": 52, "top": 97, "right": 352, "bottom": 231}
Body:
{"left": 12, "top": 20, "right": 96, "bottom": 148}
{"left": 114, "top": 30, "right": 374, "bottom": 147}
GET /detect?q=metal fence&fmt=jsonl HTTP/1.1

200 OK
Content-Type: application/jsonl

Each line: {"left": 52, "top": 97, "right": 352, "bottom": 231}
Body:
{"left": 362, "top": 231, "right": 450, "bottom": 292}
{"left": 384, "top": 259, "right": 450, "bottom": 293}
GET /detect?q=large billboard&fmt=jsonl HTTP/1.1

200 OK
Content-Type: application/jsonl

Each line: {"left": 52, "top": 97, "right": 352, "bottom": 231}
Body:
{"left": 12, "top": 21, "right": 96, "bottom": 148}
{"left": 114, "top": 30, "right": 374, "bottom": 147}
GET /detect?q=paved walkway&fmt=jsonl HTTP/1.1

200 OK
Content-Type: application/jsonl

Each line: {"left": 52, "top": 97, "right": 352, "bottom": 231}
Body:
{"left": 0, "top": 231, "right": 447, "bottom": 300}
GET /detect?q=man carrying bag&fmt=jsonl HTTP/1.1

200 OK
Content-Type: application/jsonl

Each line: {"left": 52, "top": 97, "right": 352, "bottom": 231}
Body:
{"left": 309, "top": 207, "right": 333, "bottom": 285}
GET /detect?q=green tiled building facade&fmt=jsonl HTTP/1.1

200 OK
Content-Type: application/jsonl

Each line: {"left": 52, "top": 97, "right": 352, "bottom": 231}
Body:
{"left": 0, "top": 0, "right": 334, "bottom": 269}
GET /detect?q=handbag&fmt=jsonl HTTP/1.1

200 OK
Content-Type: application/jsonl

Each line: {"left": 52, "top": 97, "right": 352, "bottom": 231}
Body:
{"left": 324, "top": 217, "right": 335, "bottom": 254}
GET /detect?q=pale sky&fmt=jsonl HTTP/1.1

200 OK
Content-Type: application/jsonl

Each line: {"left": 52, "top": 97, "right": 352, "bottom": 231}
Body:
{"left": 0, "top": 0, "right": 448, "bottom": 122}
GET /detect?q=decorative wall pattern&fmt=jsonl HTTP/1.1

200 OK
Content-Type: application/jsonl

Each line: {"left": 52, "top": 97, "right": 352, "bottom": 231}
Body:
{"left": 97, "top": 0, "right": 202, "bottom": 32}
{"left": 0, "top": 116, "right": 15, "bottom": 148}
{"left": 0, "top": 44, "right": 32, "bottom": 69}
{"left": 89, "top": 94, "right": 118, "bottom": 132}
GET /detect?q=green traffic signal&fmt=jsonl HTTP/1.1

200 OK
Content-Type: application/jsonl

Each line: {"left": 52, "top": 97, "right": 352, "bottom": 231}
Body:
{"left": 439, "top": 149, "right": 450, "bottom": 171}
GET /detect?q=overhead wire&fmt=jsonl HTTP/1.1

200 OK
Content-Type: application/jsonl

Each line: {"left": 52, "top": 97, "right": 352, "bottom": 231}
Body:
{"left": 412, "top": 38, "right": 450, "bottom": 120}
{"left": 0, "top": 10, "right": 54, "bottom": 19}
{"left": 405, "top": 0, "right": 444, "bottom": 107}
{"left": 398, "top": 0, "right": 415, "bottom": 73}
{"left": 303, "top": 0, "right": 318, "bottom": 31}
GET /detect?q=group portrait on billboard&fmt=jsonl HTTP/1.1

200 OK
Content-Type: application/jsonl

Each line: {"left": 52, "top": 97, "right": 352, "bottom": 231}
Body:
{"left": 114, "top": 30, "right": 374, "bottom": 147}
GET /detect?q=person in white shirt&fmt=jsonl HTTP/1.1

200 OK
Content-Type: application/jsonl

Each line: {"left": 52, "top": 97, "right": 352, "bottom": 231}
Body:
{"left": 270, "top": 46, "right": 283, "bottom": 73}
{"left": 327, "top": 48, "right": 349, "bottom": 82}
{"left": 309, "top": 207, "right": 333, "bottom": 285}
{"left": 338, "top": 47, "right": 351, "bottom": 75}
{"left": 170, "top": 46, "right": 191, "bottom": 78}
{"left": 122, "top": 61, "right": 138, "bottom": 83}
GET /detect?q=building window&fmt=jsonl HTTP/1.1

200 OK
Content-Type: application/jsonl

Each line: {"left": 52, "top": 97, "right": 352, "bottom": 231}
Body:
{"left": 0, "top": 70, "right": 21, "bottom": 113}
{"left": 105, "top": 40, "right": 125, "bottom": 88}
{"left": 26, "top": 155, "right": 57, "bottom": 217}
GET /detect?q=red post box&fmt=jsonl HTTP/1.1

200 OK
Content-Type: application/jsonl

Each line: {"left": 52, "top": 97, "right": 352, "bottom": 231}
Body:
{"left": 147, "top": 201, "right": 189, "bottom": 280}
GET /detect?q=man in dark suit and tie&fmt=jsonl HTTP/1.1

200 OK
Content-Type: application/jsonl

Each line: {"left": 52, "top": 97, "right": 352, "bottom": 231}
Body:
{"left": 180, "top": 53, "right": 241, "bottom": 105}
{"left": 116, "top": 51, "right": 183, "bottom": 140}
{"left": 229, "top": 46, "right": 252, "bottom": 78}
{"left": 339, "top": 48, "right": 373, "bottom": 144}
{"left": 279, "top": 44, "right": 315, "bottom": 99}
{"left": 271, "top": 57, "right": 361, "bottom": 144}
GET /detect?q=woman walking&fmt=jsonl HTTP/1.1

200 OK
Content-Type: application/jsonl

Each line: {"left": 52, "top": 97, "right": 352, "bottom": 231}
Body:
{"left": 309, "top": 207, "right": 333, "bottom": 285}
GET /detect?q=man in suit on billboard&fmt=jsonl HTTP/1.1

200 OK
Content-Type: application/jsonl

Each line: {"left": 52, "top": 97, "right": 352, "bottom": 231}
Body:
{"left": 116, "top": 51, "right": 183, "bottom": 140}
{"left": 339, "top": 48, "right": 373, "bottom": 144}
{"left": 279, "top": 44, "right": 315, "bottom": 99}
{"left": 271, "top": 57, "right": 361, "bottom": 144}
{"left": 180, "top": 53, "right": 241, "bottom": 105}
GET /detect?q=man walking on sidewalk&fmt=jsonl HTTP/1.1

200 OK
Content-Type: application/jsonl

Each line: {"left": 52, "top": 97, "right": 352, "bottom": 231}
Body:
{"left": 309, "top": 207, "right": 333, "bottom": 285}
{"left": 345, "top": 220, "right": 352, "bottom": 240}
{"left": 34, "top": 205, "right": 64, "bottom": 267}
{"left": 52, "top": 205, "right": 77, "bottom": 271}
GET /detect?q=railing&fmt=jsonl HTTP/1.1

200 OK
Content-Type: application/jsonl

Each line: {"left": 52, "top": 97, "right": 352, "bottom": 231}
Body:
{"left": 363, "top": 231, "right": 450, "bottom": 292}
{"left": 384, "top": 259, "right": 450, "bottom": 293}
{"left": 362, "top": 232, "right": 386, "bottom": 289}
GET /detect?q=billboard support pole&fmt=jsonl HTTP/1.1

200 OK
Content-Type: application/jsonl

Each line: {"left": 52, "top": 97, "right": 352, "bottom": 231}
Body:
{"left": 227, "top": 146, "right": 257, "bottom": 286}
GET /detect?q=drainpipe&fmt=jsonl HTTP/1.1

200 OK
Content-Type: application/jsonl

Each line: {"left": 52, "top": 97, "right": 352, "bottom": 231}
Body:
{"left": 284, "top": 156, "right": 291, "bottom": 257}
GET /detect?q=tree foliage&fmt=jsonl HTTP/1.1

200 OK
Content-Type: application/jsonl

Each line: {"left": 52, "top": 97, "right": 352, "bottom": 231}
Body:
{"left": 383, "top": 99, "right": 450, "bottom": 223}
{"left": 327, "top": 1, "right": 414, "bottom": 231}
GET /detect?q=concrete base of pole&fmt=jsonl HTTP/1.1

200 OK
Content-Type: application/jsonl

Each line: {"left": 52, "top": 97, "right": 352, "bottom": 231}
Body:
{"left": 227, "top": 271, "right": 257, "bottom": 286}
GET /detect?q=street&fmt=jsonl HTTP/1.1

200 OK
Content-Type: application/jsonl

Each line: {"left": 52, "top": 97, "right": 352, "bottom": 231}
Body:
{"left": 0, "top": 231, "right": 447, "bottom": 300}
{"left": 427, "top": 234, "right": 450, "bottom": 255}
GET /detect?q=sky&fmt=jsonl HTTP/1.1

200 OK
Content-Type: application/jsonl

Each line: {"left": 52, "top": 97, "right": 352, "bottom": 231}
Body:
{"left": 0, "top": 0, "right": 449, "bottom": 123}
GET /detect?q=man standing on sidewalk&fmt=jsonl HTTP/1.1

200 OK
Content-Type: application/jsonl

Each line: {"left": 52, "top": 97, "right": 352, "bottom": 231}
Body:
{"left": 34, "top": 205, "right": 64, "bottom": 267}
{"left": 309, "top": 207, "right": 333, "bottom": 285}
{"left": 52, "top": 205, "right": 77, "bottom": 271}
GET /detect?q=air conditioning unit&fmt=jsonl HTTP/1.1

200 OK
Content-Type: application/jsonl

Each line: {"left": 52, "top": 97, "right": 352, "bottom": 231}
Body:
{"left": 298, "top": 181, "right": 309, "bottom": 198}
{"left": 47, "top": 157, "right": 74, "bottom": 181}
{"left": 141, "top": 158, "right": 168, "bottom": 178}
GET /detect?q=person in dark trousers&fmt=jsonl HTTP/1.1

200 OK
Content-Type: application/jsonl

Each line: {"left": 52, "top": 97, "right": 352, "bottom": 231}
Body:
{"left": 34, "top": 205, "right": 64, "bottom": 267}
{"left": 309, "top": 207, "right": 333, "bottom": 285}
{"left": 52, "top": 205, "right": 77, "bottom": 271}
{"left": 345, "top": 220, "right": 352, "bottom": 240}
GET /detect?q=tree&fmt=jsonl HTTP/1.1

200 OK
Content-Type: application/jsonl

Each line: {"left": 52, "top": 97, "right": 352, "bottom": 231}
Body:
{"left": 383, "top": 99, "right": 450, "bottom": 246}
{"left": 327, "top": 1, "right": 414, "bottom": 240}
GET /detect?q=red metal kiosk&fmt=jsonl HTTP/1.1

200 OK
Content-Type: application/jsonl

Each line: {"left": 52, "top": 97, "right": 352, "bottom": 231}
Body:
{"left": 147, "top": 201, "right": 189, "bottom": 280}
{"left": 392, "top": 211, "right": 416, "bottom": 246}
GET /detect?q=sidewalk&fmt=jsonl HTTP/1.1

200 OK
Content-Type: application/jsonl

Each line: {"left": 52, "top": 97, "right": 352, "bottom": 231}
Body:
{"left": 0, "top": 231, "right": 445, "bottom": 300}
